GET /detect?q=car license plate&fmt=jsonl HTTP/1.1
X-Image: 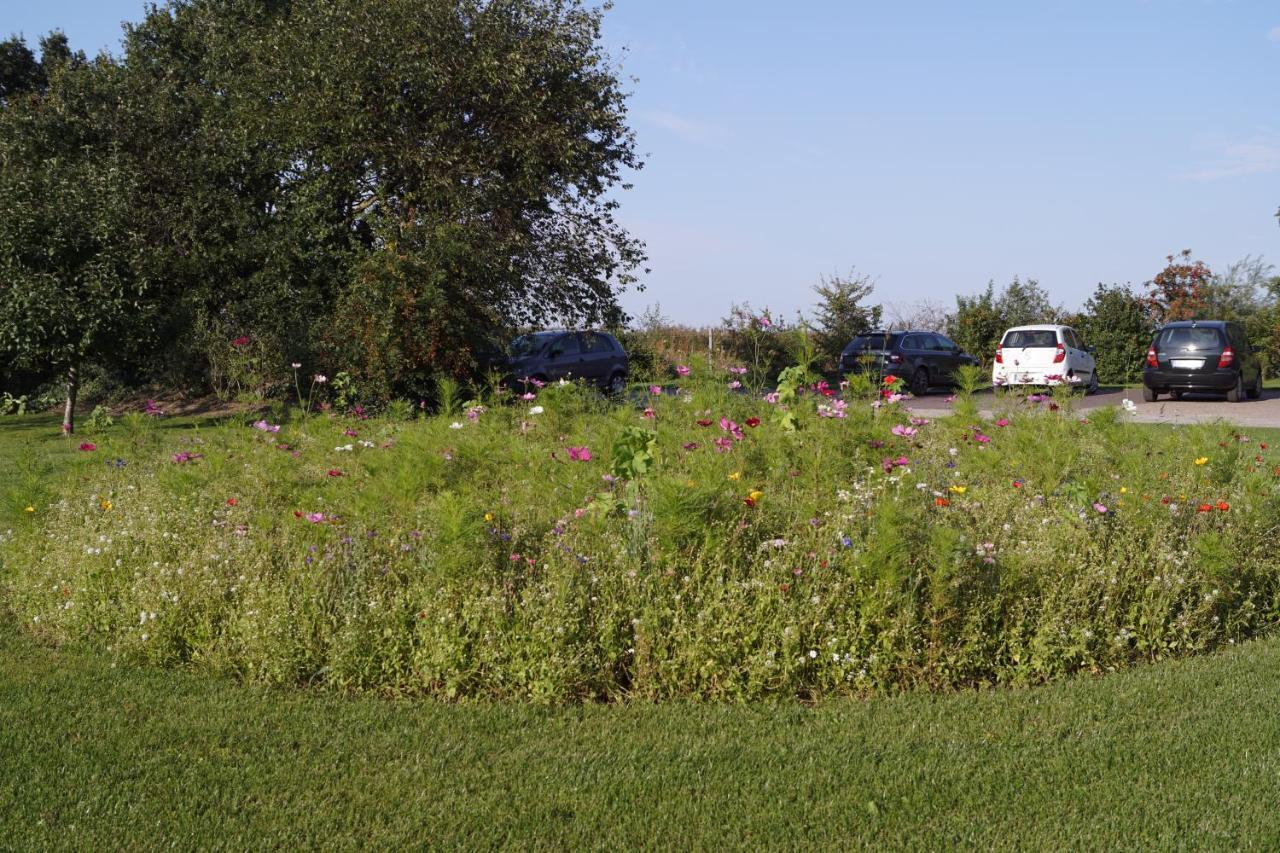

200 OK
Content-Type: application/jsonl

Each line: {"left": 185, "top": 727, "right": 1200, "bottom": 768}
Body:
{"left": 1018, "top": 373, "right": 1032, "bottom": 382}
{"left": 1171, "top": 358, "right": 1204, "bottom": 370}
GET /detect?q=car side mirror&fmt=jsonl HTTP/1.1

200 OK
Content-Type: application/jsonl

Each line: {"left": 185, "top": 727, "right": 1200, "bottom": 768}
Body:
{"left": 1086, "top": 346, "right": 1096, "bottom": 354}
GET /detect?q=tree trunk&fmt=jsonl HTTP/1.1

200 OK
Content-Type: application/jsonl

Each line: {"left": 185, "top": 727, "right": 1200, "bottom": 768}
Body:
{"left": 62, "top": 364, "right": 78, "bottom": 435}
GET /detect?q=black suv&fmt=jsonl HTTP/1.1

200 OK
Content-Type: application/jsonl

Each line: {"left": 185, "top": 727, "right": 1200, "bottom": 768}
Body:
{"left": 1142, "top": 320, "right": 1262, "bottom": 403}
{"left": 507, "top": 330, "right": 629, "bottom": 393}
{"left": 838, "top": 330, "right": 979, "bottom": 396}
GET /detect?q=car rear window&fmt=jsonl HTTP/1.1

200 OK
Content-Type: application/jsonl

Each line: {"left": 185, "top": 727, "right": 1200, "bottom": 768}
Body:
{"left": 848, "top": 333, "right": 897, "bottom": 351}
{"left": 1001, "top": 330, "right": 1058, "bottom": 348}
{"left": 1157, "top": 327, "right": 1222, "bottom": 350}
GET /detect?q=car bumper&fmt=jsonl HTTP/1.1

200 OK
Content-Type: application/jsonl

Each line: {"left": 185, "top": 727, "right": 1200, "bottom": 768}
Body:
{"left": 1143, "top": 369, "right": 1236, "bottom": 391}
{"left": 991, "top": 366, "right": 1081, "bottom": 386}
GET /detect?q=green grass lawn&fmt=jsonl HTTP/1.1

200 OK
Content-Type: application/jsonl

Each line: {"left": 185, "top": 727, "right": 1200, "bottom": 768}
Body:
{"left": 3, "top": 406, "right": 1280, "bottom": 846}
{"left": 2, "top": 618, "right": 1278, "bottom": 848}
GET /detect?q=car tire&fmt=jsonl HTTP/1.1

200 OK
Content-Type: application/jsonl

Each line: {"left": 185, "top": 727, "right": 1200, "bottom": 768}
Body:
{"left": 1142, "top": 386, "right": 1158, "bottom": 402}
{"left": 1247, "top": 372, "right": 1262, "bottom": 400}
{"left": 607, "top": 371, "right": 627, "bottom": 396}
{"left": 910, "top": 368, "right": 929, "bottom": 397}
{"left": 1086, "top": 371, "right": 1099, "bottom": 395}
{"left": 1227, "top": 375, "right": 1243, "bottom": 403}
{"left": 1170, "top": 390, "right": 1183, "bottom": 401}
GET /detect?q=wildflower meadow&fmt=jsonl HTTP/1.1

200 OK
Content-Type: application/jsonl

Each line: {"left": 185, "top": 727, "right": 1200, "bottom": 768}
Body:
{"left": 4, "top": 362, "right": 1280, "bottom": 702}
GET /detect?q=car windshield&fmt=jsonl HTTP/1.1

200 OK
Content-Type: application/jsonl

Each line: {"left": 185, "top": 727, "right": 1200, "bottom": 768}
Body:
{"left": 510, "top": 333, "right": 558, "bottom": 357}
{"left": 1158, "top": 327, "right": 1222, "bottom": 350}
{"left": 1001, "top": 330, "right": 1058, "bottom": 348}
{"left": 848, "top": 333, "right": 896, "bottom": 351}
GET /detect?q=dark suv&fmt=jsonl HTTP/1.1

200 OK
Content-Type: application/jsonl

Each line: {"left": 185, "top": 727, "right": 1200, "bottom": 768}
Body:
{"left": 838, "top": 330, "right": 980, "bottom": 396}
{"left": 507, "top": 330, "right": 629, "bottom": 393}
{"left": 1142, "top": 320, "right": 1262, "bottom": 403}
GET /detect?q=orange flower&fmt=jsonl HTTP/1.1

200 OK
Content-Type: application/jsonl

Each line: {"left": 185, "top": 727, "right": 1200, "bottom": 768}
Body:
{"left": 934, "top": 497, "right": 950, "bottom": 507}
{"left": 1216, "top": 501, "right": 1230, "bottom": 512}
{"left": 1197, "top": 503, "right": 1213, "bottom": 513}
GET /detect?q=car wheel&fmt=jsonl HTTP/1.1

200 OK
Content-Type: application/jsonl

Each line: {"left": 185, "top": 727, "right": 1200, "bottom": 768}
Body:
{"left": 607, "top": 371, "right": 627, "bottom": 396}
{"left": 1142, "top": 386, "right": 1158, "bottom": 402}
{"left": 1086, "top": 371, "right": 1099, "bottom": 395}
{"left": 1170, "top": 390, "right": 1183, "bottom": 401}
{"left": 910, "top": 368, "right": 929, "bottom": 397}
{"left": 1247, "top": 372, "right": 1262, "bottom": 400}
{"left": 1227, "top": 375, "right": 1243, "bottom": 403}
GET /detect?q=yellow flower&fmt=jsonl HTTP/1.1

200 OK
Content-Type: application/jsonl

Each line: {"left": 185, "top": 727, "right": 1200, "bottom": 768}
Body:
{"left": 483, "top": 513, "right": 493, "bottom": 522}
{"left": 686, "top": 479, "right": 696, "bottom": 488}
{"left": 1119, "top": 487, "right": 1128, "bottom": 494}
{"left": 100, "top": 500, "right": 112, "bottom": 511}
{"left": 1194, "top": 457, "right": 1208, "bottom": 466}
{"left": 23, "top": 506, "right": 34, "bottom": 513}
{"left": 748, "top": 490, "right": 765, "bottom": 502}
{"left": 948, "top": 485, "right": 967, "bottom": 494}
{"left": 728, "top": 471, "right": 742, "bottom": 481}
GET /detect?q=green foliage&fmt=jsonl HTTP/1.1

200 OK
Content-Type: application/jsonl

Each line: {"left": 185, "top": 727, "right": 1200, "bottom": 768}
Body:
{"left": 1076, "top": 283, "right": 1155, "bottom": 384}
{"left": 811, "top": 270, "right": 882, "bottom": 371}
{"left": 948, "top": 277, "right": 1060, "bottom": 365}
{"left": 6, "top": 379, "right": 1280, "bottom": 703}
{"left": 0, "top": 392, "right": 28, "bottom": 416}
{"left": 84, "top": 405, "right": 114, "bottom": 433}
{"left": 610, "top": 426, "right": 658, "bottom": 480}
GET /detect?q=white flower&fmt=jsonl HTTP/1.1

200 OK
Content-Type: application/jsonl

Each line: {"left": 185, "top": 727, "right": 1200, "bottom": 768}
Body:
{"left": 529, "top": 406, "right": 544, "bottom": 415}
{"left": 449, "top": 422, "right": 464, "bottom": 430}
{"left": 808, "top": 649, "right": 818, "bottom": 659}
{"left": 359, "top": 440, "right": 374, "bottom": 448}
{"left": 1121, "top": 399, "right": 1137, "bottom": 413}
{"left": 334, "top": 444, "right": 354, "bottom": 452}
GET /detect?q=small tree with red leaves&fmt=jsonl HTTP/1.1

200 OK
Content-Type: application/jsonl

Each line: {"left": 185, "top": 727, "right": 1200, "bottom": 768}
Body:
{"left": 1148, "top": 250, "right": 1212, "bottom": 323}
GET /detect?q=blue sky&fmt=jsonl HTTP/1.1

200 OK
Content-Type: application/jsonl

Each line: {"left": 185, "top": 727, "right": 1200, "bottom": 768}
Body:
{"left": 6, "top": 0, "right": 1279, "bottom": 325}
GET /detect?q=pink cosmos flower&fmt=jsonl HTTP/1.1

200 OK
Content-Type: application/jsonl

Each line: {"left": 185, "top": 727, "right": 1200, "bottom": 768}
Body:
{"left": 642, "top": 408, "right": 656, "bottom": 419}
{"left": 305, "top": 512, "right": 326, "bottom": 523}
{"left": 78, "top": 442, "right": 96, "bottom": 452}
{"left": 675, "top": 365, "right": 691, "bottom": 377}
{"left": 649, "top": 385, "right": 663, "bottom": 395}
{"left": 891, "top": 424, "right": 916, "bottom": 437}
{"left": 713, "top": 437, "right": 733, "bottom": 453}
{"left": 314, "top": 374, "right": 328, "bottom": 384}
{"left": 763, "top": 392, "right": 780, "bottom": 404}
{"left": 910, "top": 417, "right": 930, "bottom": 427}
{"left": 566, "top": 446, "right": 592, "bottom": 462}
{"left": 520, "top": 392, "right": 537, "bottom": 401}
{"left": 253, "top": 420, "right": 281, "bottom": 433}
{"left": 995, "top": 418, "right": 1010, "bottom": 428}
{"left": 728, "top": 381, "right": 742, "bottom": 390}
{"left": 756, "top": 315, "right": 772, "bottom": 328}
{"left": 974, "top": 433, "right": 992, "bottom": 444}
{"left": 231, "top": 335, "right": 250, "bottom": 347}
{"left": 1092, "top": 502, "right": 1108, "bottom": 514}
{"left": 727, "top": 366, "right": 749, "bottom": 375}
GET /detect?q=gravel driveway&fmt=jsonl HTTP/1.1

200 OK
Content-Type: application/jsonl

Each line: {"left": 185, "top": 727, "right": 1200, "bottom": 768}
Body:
{"left": 908, "top": 387, "right": 1280, "bottom": 427}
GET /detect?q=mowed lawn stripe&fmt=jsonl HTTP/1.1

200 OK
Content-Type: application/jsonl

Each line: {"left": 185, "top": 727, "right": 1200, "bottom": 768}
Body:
{"left": 2, "top": 621, "right": 1278, "bottom": 849}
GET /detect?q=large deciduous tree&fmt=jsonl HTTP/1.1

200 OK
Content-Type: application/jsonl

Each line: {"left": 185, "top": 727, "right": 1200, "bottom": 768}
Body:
{"left": 0, "top": 40, "right": 147, "bottom": 433}
{"left": 1147, "top": 250, "right": 1211, "bottom": 323}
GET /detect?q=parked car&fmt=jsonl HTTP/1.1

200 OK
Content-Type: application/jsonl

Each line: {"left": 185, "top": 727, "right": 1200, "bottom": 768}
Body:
{"left": 1141, "top": 320, "right": 1262, "bottom": 403}
{"left": 507, "top": 330, "right": 629, "bottom": 394}
{"left": 838, "top": 330, "right": 979, "bottom": 396}
{"left": 992, "top": 324, "right": 1098, "bottom": 393}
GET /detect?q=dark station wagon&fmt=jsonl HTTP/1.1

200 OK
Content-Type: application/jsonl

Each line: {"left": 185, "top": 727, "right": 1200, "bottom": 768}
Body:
{"left": 506, "top": 330, "right": 629, "bottom": 394}
{"left": 838, "top": 330, "right": 979, "bottom": 396}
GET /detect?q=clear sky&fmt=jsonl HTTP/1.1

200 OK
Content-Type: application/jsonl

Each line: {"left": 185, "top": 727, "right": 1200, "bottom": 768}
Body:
{"left": 5, "top": 0, "right": 1279, "bottom": 325}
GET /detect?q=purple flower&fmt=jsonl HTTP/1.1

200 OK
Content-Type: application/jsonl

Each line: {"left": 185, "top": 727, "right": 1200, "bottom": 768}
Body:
{"left": 252, "top": 420, "right": 281, "bottom": 434}
{"left": 1093, "top": 502, "right": 1108, "bottom": 514}
{"left": 566, "top": 446, "right": 592, "bottom": 462}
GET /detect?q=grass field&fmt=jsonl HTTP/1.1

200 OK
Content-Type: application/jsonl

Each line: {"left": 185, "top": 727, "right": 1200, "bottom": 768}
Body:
{"left": 3, "top": 400, "right": 1280, "bottom": 846}
{"left": 2, "top": 616, "right": 1278, "bottom": 848}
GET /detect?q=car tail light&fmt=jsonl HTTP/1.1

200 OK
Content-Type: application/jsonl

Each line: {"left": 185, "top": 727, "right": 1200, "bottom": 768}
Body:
{"left": 1218, "top": 346, "right": 1234, "bottom": 369}
{"left": 888, "top": 353, "right": 903, "bottom": 364}
{"left": 1053, "top": 344, "right": 1066, "bottom": 364}
{"left": 1146, "top": 346, "right": 1158, "bottom": 368}
{"left": 995, "top": 346, "right": 1003, "bottom": 364}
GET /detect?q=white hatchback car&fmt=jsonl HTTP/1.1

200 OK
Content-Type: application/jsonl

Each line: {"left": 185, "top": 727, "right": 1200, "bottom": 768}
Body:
{"left": 992, "top": 324, "right": 1098, "bottom": 393}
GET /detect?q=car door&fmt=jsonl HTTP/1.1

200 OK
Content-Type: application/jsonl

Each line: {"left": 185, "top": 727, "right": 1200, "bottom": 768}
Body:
{"left": 578, "top": 332, "right": 616, "bottom": 387}
{"left": 928, "top": 334, "right": 960, "bottom": 385}
{"left": 1063, "top": 327, "right": 1094, "bottom": 379}
{"left": 545, "top": 333, "right": 583, "bottom": 381}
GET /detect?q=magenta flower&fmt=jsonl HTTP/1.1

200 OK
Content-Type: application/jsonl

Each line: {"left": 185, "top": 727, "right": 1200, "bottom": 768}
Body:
{"left": 675, "top": 365, "right": 691, "bottom": 377}
{"left": 727, "top": 366, "right": 748, "bottom": 375}
{"left": 642, "top": 407, "right": 656, "bottom": 419}
{"left": 763, "top": 392, "right": 780, "bottom": 404}
{"left": 649, "top": 385, "right": 663, "bottom": 395}
{"left": 890, "top": 424, "right": 916, "bottom": 437}
{"left": 171, "top": 451, "right": 203, "bottom": 464}
{"left": 910, "top": 417, "right": 930, "bottom": 427}
{"left": 252, "top": 420, "right": 281, "bottom": 433}
{"left": 566, "top": 446, "right": 592, "bottom": 462}
{"left": 974, "top": 433, "right": 992, "bottom": 444}
{"left": 520, "top": 392, "right": 537, "bottom": 401}
{"left": 713, "top": 437, "right": 733, "bottom": 453}
{"left": 682, "top": 442, "right": 699, "bottom": 451}
{"left": 995, "top": 418, "right": 1010, "bottom": 428}
{"left": 728, "top": 381, "right": 742, "bottom": 390}
{"left": 78, "top": 442, "right": 96, "bottom": 452}
{"left": 231, "top": 335, "right": 250, "bottom": 347}
{"left": 1092, "top": 502, "right": 1108, "bottom": 514}
{"left": 305, "top": 512, "right": 326, "bottom": 523}
{"left": 756, "top": 315, "right": 772, "bottom": 328}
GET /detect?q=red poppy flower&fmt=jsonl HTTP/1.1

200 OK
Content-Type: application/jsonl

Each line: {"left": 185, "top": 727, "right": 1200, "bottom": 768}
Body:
{"left": 1216, "top": 501, "right": 1230, "bottom": 512}
{"left": 1160, "top": 496, "right": 1171, "bottom": 504}
{"left": 696, "top": 419, "right": 713, "bottom": 427}
{"left": 743, "top": 497, "right": 757, "bottom": 507}
{"left": 231, "top": 335, "right": 250, "bottom": 347}
{"left": 1261, "top": 443, "right": 1269, "bottom": 450}
{"left": 293, "top": 510, "right": 303, "bottom": 518}
{"left": 327, "top": 469, "right": 344, "bottom": 477}
{"left": 934, "top": 497, "right": 950, "bottom": 507}
{"left": 226, "top": 498, "right": 237, "bottom": 506}
{"left": 78, "top": 442, "right": 96, "bottom": 452}
{"left": 745, "top": 417, "right": 760, "bottom": 427}
{"left": 1197, "top": 503, "right": 1213, "bottom": 513}
{"left": 882, "top": 375, "right": 898, "bottom": 385}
